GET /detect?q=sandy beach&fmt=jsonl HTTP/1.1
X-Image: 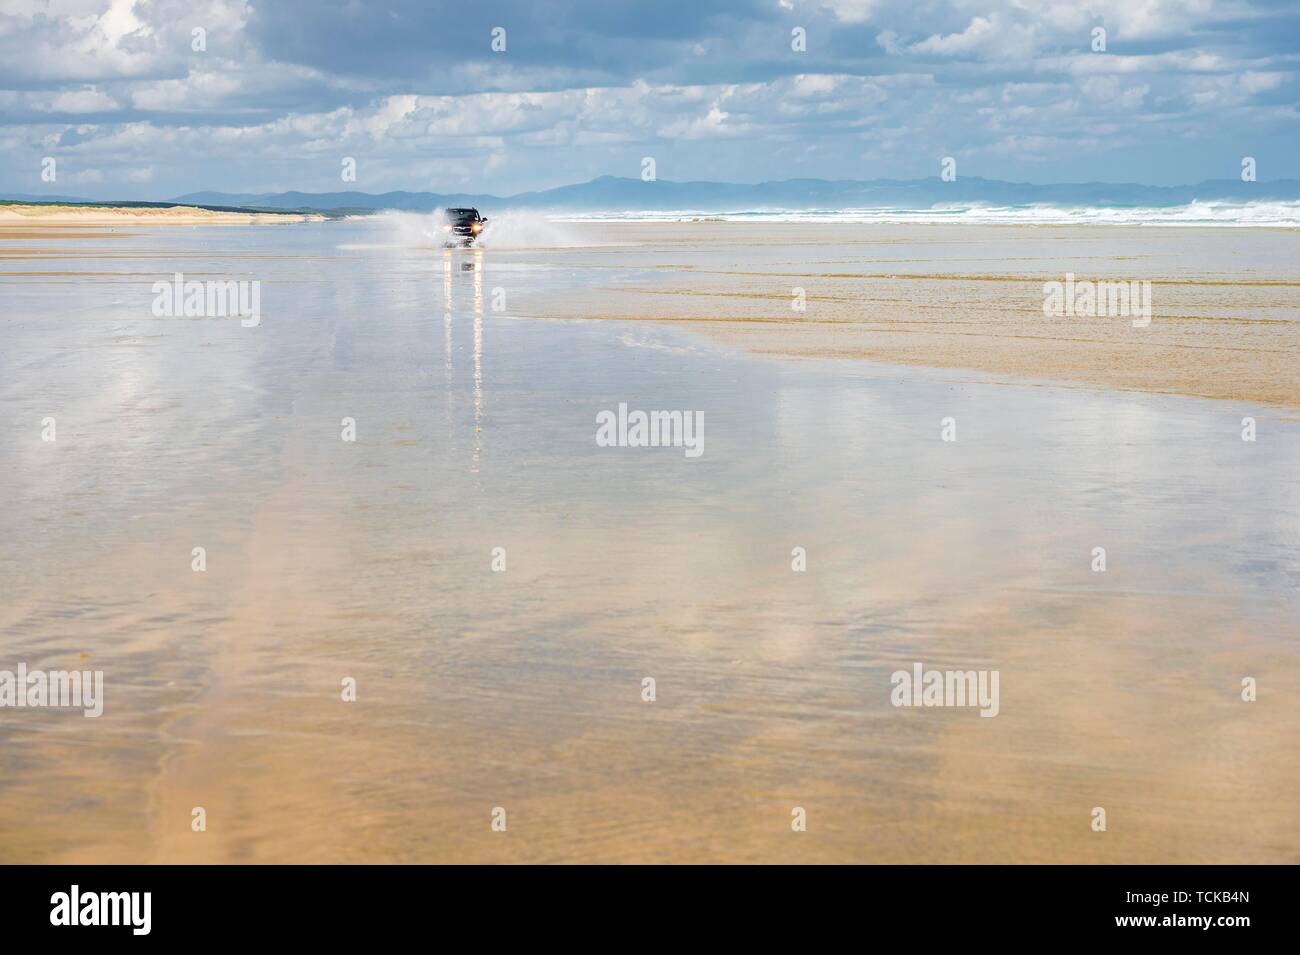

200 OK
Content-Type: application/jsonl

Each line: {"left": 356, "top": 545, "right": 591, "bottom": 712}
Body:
{"left": 0, "top": 215, "right": 1296, "bottom": 863}
{"left": 0, "top": 203, "right": 321, "bottom": 230}
{"left": 528, "top": 221, "right": 1300, "bottom": 409}
{"left": 7, "top": 210, "right": 1295, "bottom": 406}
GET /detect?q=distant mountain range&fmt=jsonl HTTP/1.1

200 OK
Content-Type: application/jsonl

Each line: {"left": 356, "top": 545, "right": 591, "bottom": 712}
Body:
{"left": 7, "top": 175, "right": 1300, "bottom": 214}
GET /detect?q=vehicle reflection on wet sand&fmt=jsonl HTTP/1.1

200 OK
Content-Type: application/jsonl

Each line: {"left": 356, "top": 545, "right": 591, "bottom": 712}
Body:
{"left": 0, "top": 218, "right": 1296, "bottom": 862}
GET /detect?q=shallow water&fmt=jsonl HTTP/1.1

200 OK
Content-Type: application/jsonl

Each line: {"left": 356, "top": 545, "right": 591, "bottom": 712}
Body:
{"left": 1, "top": 219, "right": 1297, "bottom": 862}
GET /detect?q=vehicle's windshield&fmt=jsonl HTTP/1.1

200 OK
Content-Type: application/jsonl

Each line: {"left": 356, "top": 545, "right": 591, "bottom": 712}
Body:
{"left": 446, "top": 208, "right": 478, "bottom": 220}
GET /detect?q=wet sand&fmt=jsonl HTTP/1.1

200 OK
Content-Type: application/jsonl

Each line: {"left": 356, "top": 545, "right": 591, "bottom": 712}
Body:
{"left": 527, "top": 221, "right": 1300, "bottom": 408}
{"left": 0, "top": 218, "right": 1296, "bottom": 863}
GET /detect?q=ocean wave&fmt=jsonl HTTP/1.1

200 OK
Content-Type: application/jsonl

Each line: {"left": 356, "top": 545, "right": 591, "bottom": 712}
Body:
{"left": 558, "top": 200, "right": 1300, "bottom": 228}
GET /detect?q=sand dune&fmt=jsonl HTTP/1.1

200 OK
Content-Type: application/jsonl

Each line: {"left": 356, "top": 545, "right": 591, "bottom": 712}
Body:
{"left": 0, "top": 203, "right": 320, "bottom": 227}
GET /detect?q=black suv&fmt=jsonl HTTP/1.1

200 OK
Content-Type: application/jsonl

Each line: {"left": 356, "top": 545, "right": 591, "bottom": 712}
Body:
{"left": 442, "top": 207, "right": 487, "bottom": 246}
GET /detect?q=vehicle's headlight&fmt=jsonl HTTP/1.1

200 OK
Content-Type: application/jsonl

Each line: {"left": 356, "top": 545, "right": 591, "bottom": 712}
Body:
{"left": 471, "top": 223, "right": 482, "bottom": 233}
{"left": 442, "top": 225, "right": 452, "bottom": 232}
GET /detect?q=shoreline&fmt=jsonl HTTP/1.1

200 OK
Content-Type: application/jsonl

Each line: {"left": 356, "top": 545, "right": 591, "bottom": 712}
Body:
{"left": 2, "top": 213, "right": 1295, "bottom": 408}
{"left": 517, "top": 220, "right": 1300, "bottom": 410}
{"left": 546, "top": 311, "right": 1300, "bottom": 412}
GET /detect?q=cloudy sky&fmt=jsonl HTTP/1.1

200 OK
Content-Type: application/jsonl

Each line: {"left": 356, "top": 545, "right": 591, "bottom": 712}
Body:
{"left": 2, "top": 0, "right": 1298, "bottom": 198}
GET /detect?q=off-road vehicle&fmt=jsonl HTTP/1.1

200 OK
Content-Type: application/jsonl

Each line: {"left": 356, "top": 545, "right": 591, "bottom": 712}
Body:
{"left": 441, "top": 207, "right": 487, "bottom": 246}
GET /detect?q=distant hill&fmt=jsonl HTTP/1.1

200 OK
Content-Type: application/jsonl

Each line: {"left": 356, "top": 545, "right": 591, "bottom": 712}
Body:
{"left": 1, "top": 193, "right": 99, "bottom": 204}
{"left": 168, "top": 175, "right": 1300, "bottom": 213}
{"left": 7, "top": 176, "right": 1300, "bottom": 215}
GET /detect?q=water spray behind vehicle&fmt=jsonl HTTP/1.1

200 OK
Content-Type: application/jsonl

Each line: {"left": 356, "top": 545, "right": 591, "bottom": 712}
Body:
{"left": 439, "top": 207, "right": 488, "bottom": 247}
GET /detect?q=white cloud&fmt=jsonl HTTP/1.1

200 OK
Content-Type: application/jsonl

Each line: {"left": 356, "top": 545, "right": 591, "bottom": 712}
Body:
{"left": 1239, "top": 71, "right": 1286, "bottom": 93}
{"left": 819, "top": 0, "right": 877, "bottom": 23}
{"left": 913, "top": 16, "right": 999, "bottom": 55}
{"left": 0, "top": 0, "right": 1294, "bottom": 194}
{"left": 911, "top": 13, "right": 1038, "bottom": 59}
{"left": 48, "top": 86, "right": 119, "bottom": 112}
